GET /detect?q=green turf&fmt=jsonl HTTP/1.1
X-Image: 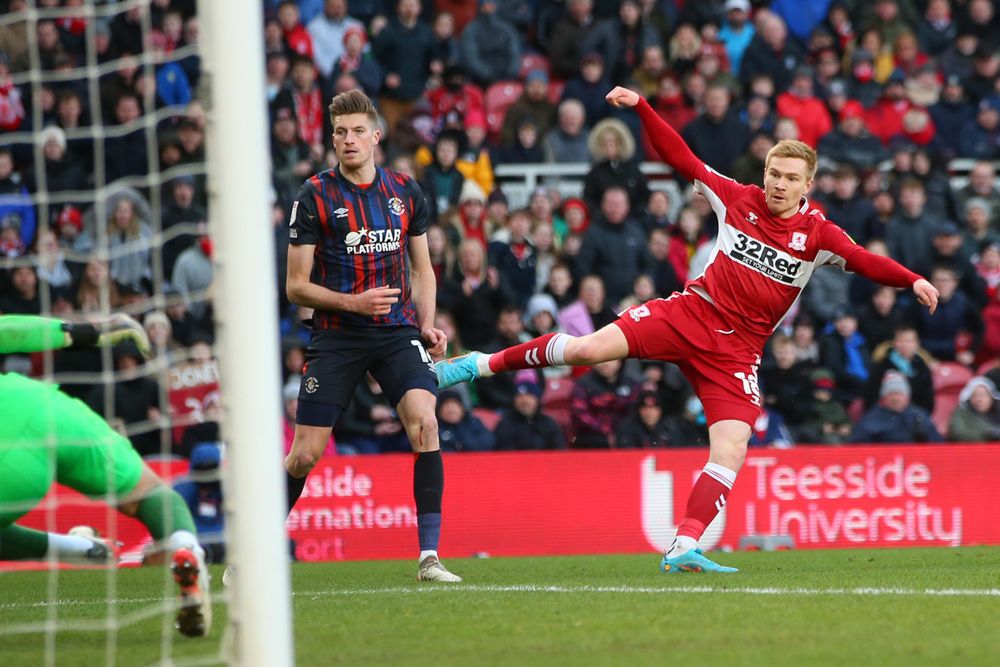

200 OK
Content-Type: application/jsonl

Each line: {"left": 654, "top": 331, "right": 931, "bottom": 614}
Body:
{"left": 2, "top": 548, "right": 999, "bottom": 666}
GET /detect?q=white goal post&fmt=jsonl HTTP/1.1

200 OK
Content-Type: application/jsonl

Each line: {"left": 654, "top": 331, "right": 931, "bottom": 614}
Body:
{"left": 201, "top": 0, "right": 293, "bottom": 664}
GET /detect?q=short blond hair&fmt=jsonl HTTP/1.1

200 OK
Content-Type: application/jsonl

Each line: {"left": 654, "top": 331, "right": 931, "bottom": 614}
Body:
{"left": 328, "top": 88, "right": 379, "bottom": 127}
{"left": 765, "top": 139, "right": 817, "bottom": 180}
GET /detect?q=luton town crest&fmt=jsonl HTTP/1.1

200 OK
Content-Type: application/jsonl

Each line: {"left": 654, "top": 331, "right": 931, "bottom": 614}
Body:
{"left": 387, "top": 197, "right": 406, "bottom": 216}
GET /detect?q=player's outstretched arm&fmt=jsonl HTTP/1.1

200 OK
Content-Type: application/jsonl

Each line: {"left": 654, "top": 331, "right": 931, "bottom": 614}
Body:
{"left": 606, "top": 86, "right": 705, "bottom": 183}
{"left": 0, "top": 314, "right": 150, "bottom": 355}
{"left": 819, "top": 226, "right": 939, "bottom": 314}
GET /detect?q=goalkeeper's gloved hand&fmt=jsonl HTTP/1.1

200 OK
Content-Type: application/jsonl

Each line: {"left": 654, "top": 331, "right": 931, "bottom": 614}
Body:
{"left": 98, "top": 314, "right": 151, "bottom": 357}
{"left": 63, "top": 314, "right": 151, "bottom": 357}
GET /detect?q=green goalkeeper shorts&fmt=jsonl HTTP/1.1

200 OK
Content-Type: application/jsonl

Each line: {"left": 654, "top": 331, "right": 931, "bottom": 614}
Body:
{"left": 0, "top": 372, "right": 144, "bottom": 527}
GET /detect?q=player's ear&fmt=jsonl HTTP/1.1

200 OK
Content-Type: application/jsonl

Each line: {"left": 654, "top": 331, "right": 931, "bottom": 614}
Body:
{"left": 372, "top": 128, "right": 381, "bottom": 145}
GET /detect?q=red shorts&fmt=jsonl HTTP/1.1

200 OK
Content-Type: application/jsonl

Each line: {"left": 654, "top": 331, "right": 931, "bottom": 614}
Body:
{"left": 614, "top": 291, "right": 763, "bottom": 427}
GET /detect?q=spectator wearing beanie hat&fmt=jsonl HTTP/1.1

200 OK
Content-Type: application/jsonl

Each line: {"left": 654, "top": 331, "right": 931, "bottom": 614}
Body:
{"left": 851, "top": 370, "right": 942, "bottom": 443}
{"left": 329, "top": 24, "right": 382, "bottom": 96}
{"left": 797, "top": 368, "right": 852, "bottom": 444}
{"left": 818, "top": 102, "right": 889, "bottom": 173}
{"left": 494, "top": 375, "right": 566, "bottom": 451}
{"left": 446, "top": 179, "right": 492, "bottom": 249}
{"left": 33, "top": 126, "right": 88, "bottom": 195}
{"left": 456, "top": 108, "right": 494, "bottom": 195}
{"left": 55, "top": 205, "right": 84, "bottom": 249}
{"left": 436, "top": 389, "right": 495, "bottom": 452}
{"left": 948, "top": 376, "right": 1000, "bottom": 442}
{"left": 615, "top": 389, "right": 675, "bottom": 448}
{"left": 501, "top": 69, "right": 557, "bottom": 147}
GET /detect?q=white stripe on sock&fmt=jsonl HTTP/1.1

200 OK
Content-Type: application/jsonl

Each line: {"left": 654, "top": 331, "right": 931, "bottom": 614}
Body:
{"left": 549, "top": 333, "right": 570, "bottom": 366}
{"left": 703, "top": 462, "right": 737, "bottom": 489}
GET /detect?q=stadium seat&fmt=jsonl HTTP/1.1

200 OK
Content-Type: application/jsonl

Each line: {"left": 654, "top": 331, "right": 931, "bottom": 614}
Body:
{"left": 519, "top": 52, "right": 551, "bottom": 79}
{"left": 931, "top": 389, "right": 961, "bottom": 438}
{"left": 847, "top": 398, "right": 865, "bottom": 423}
{"left": 472, "top": 407, "right": 501, "bottom": 432}
{"left": 547, "top": 79, "right": 566, "bottom": 104}
{"left": 977, "top": 359, "right": 999, "bottom": 376}
{"left": 932, "top": 362, "right": 973, "bottom": 392}
{"left": 541, "top": 376, "right": 575, "bottom": 440}
{"left": 485, "top": 80, "right": 523, "bottom": 134}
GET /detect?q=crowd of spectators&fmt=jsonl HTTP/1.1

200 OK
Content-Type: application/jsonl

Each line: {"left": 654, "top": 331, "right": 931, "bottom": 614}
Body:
{"left": 3, "top": 0, "right": 1000, "bottom": 458}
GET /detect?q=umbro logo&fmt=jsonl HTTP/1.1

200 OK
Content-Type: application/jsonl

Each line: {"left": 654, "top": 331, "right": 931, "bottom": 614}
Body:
{"left": 334, "top": 207, "right": 349, "bottom": 218}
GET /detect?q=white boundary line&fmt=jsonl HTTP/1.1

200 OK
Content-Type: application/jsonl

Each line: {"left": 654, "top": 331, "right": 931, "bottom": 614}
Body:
{"left": 4, "top": 583, "right": 1000, "bottom": 614}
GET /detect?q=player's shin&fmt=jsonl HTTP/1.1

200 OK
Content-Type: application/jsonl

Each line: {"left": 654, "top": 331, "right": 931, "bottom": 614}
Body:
{"left": 285, "top": 470, "right": 307, "bottom": 515}
{"left": 135, "top": 485, "right": 198, "bottom": 542}
{"left": 0, "top": 525, "right": 109, "bottom": 563}
{"left": 669, "top": 462, "right": 738, "bottom": 557}
{"left": 413, "top": 449, "right": 443, "bottom": 560}
{"left": 487, "top": 332, "right": 571, "bottom": 374}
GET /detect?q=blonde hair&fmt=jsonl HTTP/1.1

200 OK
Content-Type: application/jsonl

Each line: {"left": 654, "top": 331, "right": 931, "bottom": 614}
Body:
{"left": 328, "top": 88, "right": 379, "bottom": 127}
{"left": 765, "top": 139, "right": 817, "bottom": 179}
{"left": 587, "top": 118, "right": 635, "bottom": 162}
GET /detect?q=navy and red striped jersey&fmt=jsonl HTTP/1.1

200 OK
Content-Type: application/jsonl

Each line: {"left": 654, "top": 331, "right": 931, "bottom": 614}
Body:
{"left": 288, "top": 166, "right": 430, "bottom": 330}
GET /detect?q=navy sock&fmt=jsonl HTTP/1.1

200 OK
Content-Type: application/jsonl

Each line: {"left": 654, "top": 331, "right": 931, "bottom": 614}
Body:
{"left": 414, "top": 450, "right": 443, "bottom": 551}
{"left": 286, "top": 470, "right": 307, "bottom": 516}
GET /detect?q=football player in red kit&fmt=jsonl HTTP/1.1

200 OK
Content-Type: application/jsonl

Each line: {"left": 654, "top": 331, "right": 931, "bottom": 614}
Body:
{"left": 436, "top": 86, "right": 939, "bottom": 573}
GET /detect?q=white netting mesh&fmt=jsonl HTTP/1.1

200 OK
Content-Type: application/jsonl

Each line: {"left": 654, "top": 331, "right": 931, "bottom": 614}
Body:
{"left": 0, "top": 1, "right": 229, "bottom": 664}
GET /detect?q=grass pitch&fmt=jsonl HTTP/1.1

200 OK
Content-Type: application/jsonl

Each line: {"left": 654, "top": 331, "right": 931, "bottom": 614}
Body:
{"left": 2, "top": 547, "right": 999, "bottom": 666}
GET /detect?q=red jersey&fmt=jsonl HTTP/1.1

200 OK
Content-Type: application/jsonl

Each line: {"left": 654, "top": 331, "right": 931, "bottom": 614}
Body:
{"left": 635, "top": 98, "right": 921, "bottom": 349}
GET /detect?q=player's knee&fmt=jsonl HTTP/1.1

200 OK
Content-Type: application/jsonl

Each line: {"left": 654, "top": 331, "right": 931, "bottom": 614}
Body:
{"left": 407, "top": 415, "right": 438, "bottom": 451}
{"left": 286, "top": 448, "right": 321, "bottom": 477}
{"left": 567, "top": 337, "right": 600, "bottom": 365}
{"left": 713, "top": 439, "right": 748, "bottom": 471}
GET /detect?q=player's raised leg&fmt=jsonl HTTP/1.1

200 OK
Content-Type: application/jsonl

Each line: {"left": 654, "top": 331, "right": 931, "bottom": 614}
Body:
{"left": 396, "top": 388, "right": 461, "bottom": 582}
{"left": 661, "top": 419, "right": 749, "bottom": 574}
{"left": 435, "top": 322, "right": 631, "bottom": 388}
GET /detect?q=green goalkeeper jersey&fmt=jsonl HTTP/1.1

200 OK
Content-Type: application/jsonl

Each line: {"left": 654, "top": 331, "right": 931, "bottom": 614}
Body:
{"left": 0, "top": 318, "right": 144, "bottom": 526}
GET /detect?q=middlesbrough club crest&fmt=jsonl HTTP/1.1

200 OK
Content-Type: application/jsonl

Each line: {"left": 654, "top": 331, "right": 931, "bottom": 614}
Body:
{"left": 746, "top": 211, "right": 758, "bottom": 224}
{"left": 789, "top": 232, "right": 807, "bottom": 252}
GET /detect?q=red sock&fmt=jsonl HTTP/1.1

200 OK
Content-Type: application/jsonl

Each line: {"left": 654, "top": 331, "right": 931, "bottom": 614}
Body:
{"left": 676, "top": 463, "right": 736, "bottom": 541}
{"left": 488, "top": 332, "right": 568, "bottom": 373}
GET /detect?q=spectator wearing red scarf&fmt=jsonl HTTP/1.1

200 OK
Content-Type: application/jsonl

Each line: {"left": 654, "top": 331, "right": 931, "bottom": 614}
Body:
{"left": 289, "top": 55, "right": 324, "bottom": 148}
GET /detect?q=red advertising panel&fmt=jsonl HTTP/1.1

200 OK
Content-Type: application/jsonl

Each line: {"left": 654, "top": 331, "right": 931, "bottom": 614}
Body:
{"left": 288, "top": 445, "right": 1000, "bottom": 561}
{"left": 8, "top": 445, "right": 1000, "bottom": 568}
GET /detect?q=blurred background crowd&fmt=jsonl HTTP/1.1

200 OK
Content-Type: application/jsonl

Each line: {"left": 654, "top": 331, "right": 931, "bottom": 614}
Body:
{"left": 3, "top": 0, "right": 1000, "bottom": 461}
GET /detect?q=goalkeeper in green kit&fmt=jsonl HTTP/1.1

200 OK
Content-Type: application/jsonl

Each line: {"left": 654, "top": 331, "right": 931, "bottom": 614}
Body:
{"left": 0, "top": 314, "right": 211, "bottom": 638}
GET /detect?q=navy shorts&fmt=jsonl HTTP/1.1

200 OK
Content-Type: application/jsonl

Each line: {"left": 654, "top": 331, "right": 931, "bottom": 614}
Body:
{"left": 296, "top": 326, "right": 438, "bottom": 427}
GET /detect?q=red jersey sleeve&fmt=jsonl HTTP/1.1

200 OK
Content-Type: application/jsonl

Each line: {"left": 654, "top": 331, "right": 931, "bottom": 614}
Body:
{"left": 635, "top": 97, "right": 754, "bottom": 205}
{"left": 816, "top": 221, "right": 922, "bottom": 288}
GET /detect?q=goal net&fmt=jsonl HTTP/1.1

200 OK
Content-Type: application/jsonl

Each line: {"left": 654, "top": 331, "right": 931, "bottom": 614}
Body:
{"left": 0, "top": 1, "right": 291, "bottom": 665}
